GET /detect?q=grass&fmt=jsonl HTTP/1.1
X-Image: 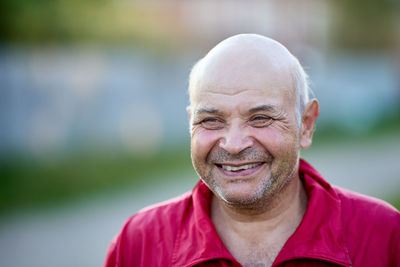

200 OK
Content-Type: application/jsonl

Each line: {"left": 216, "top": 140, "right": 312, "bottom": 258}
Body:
{"left": 0, "top": 145, "right": 193, "bottom": 213}
{"left": 312, "top": 112, "right": 400, "bottom": 146}
{"left": 386, "top": 196, "right": 400, "bottom": 211}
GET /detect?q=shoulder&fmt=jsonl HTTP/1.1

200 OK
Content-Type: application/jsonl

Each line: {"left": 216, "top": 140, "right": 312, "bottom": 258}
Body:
{"left": 104, "top": 191, "right": 194, "bottom": 267}
{"left": 334, "top": 186, "right": 400, "bottom": 226}
{"left": 333, "top": 186, "right": 400, "bottom": 265}
{"left": 123, "top": 190, "right": 193, "bottom": 237}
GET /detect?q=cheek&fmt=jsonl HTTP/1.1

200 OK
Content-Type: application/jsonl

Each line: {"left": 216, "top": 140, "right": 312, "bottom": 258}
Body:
{"left": 251, "top": 127, "right": 297, "bottom": 154}
{"left": 191, "top": 128, "right": 221, "bottom": 160}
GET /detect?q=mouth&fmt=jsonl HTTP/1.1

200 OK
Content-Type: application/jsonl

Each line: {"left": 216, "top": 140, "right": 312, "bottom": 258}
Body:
{"left": 215, "top": 162, "right": 265, "bottom": 177}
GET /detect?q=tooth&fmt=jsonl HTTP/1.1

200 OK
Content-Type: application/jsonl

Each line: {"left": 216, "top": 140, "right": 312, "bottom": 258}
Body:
{"left": 221, "top": 163, "right": 260, "bottom": 171}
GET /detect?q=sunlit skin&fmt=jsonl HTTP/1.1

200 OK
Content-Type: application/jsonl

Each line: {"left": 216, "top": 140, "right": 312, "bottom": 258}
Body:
{"left": 188, "top": 34, "right": 319, "bottom": 265}
{"left": 190, "top": 89, "right": 300, "bottom": 209}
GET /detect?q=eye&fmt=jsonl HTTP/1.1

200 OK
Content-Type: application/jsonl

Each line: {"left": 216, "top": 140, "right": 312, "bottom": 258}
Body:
{"left": 249, "top": 115, "right": 273, "bottom": 128}
{"left": 201, "top": 117, "right": 224, "bottom": 130}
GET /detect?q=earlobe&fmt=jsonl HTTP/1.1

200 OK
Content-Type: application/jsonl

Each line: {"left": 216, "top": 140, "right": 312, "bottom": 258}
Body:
{"left": 187, "top": 106, "right": 194, "bottom": 134}
{"left": 300, "top": 99, "right": 319, "bottom": 149}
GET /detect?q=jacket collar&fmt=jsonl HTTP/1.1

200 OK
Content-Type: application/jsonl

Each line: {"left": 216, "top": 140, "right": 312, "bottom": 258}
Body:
{"left": 172, "top": 180, "right": 239, "bottom": 266}
{"left": 173, "top": 159, "right": 352, "bottom": 267}
{"left": 272, "top": 159, "right": 352, "bottom": 266}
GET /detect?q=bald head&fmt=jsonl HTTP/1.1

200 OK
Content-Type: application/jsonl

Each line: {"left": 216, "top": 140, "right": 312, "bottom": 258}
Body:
{"left": 188, "top": 34, "right": 311, "bottom": 121}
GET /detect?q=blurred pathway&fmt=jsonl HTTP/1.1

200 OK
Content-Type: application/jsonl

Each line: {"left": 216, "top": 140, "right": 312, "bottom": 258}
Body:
{"left": 0, "top": 173, "right": 198, "bottom": 267}
{"left": 0, "top": 134, "right": 399, "bottom": 267}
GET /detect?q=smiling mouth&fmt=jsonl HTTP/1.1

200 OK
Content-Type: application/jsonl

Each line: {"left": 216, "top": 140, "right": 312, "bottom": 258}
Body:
{"left": 216, "top": 162, "right": 264, "bottom": 172}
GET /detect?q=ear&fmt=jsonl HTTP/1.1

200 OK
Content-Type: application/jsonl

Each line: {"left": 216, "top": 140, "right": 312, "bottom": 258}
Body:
{"left": 186, "top": 106, "right": 192, "bottom": 124}
{"left": 300, "top": 99, "right": 319, "bottom": 149}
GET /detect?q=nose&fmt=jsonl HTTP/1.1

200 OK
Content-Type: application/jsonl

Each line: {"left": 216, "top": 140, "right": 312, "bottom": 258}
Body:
{"left": 218, "top": 124, "right": 254, "bottom": 155}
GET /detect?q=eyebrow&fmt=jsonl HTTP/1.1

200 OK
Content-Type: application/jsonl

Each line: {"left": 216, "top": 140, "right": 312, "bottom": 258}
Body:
{"left": 194, "top": 107, "right": 221, "bottom": 116}
{"left": 193, "top": 104, "right": 278, "bottom": 117}
{"left": 248, "top": 104, "right": 277, "bottom": 113}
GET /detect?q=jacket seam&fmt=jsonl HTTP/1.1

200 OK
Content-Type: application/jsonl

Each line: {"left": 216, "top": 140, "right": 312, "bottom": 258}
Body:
{"left": 336, "top": 190, "right": 353, "bottom": 266}
{"left": 171, "top": 198, "right": 190, "bottom": 266}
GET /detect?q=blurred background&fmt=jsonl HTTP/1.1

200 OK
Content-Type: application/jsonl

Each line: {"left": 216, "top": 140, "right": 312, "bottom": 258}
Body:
{"left": 0, "top": 0, "right": 399, "bottom": 266}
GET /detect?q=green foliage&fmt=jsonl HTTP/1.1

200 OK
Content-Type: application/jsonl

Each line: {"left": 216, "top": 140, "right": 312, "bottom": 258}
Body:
{"left": 0, "top": 0, "right": 183, "bottom": 51}
{"left": 388, "top": 197, "right": 400, "bottom": 211}
{"left": 331, "top": 0, "right": 399, "bottom": 50}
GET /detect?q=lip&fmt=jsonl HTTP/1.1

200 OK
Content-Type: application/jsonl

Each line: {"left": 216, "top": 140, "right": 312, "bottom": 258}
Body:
{"left": 215, "top": 161, "right": 263, "bottom": 167}
{"left": 215, "top": 162, "right": 265, "bottom": 178}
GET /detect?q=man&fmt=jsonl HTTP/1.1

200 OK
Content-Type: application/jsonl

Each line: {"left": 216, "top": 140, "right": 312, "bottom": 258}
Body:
{"left": 104, "top": 34, "right": 400, "bottom": 267}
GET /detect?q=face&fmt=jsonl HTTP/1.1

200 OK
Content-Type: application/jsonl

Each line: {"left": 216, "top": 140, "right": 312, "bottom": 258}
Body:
{"left": 189, "top": 54, "right": 303, "bottom": 206}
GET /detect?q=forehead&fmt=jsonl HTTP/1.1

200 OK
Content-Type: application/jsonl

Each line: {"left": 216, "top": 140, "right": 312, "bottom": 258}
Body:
{"left": 191, "top": 61, "right": 296, "bottom": 112}
{"left": 192, "top": 87, "right": 293, "bottom": 117}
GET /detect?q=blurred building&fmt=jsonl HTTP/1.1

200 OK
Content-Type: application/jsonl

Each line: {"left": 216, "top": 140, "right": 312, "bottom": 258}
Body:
{"left": 0, "top": 0, "right": 399, "bottom": 156}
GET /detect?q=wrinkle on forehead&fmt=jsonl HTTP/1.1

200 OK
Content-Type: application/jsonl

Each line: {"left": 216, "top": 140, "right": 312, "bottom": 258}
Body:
{"left": 199, "top": 88, "right": 257, "bottom": 97}
{"left": 192, "top": 80, "right": 293, "bottom": 107}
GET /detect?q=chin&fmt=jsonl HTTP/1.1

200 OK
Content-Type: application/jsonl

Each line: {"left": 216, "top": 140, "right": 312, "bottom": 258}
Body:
{"left": 220, "top": 194, "right": 262, "bottom": 206}
{"left": 213, "top": 181, "right": 270, "bottom": 206}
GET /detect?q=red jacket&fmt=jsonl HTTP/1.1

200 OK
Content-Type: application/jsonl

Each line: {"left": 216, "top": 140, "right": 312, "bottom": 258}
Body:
{"left": 104, "top": 159, "right": 400, "bottom": 266}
